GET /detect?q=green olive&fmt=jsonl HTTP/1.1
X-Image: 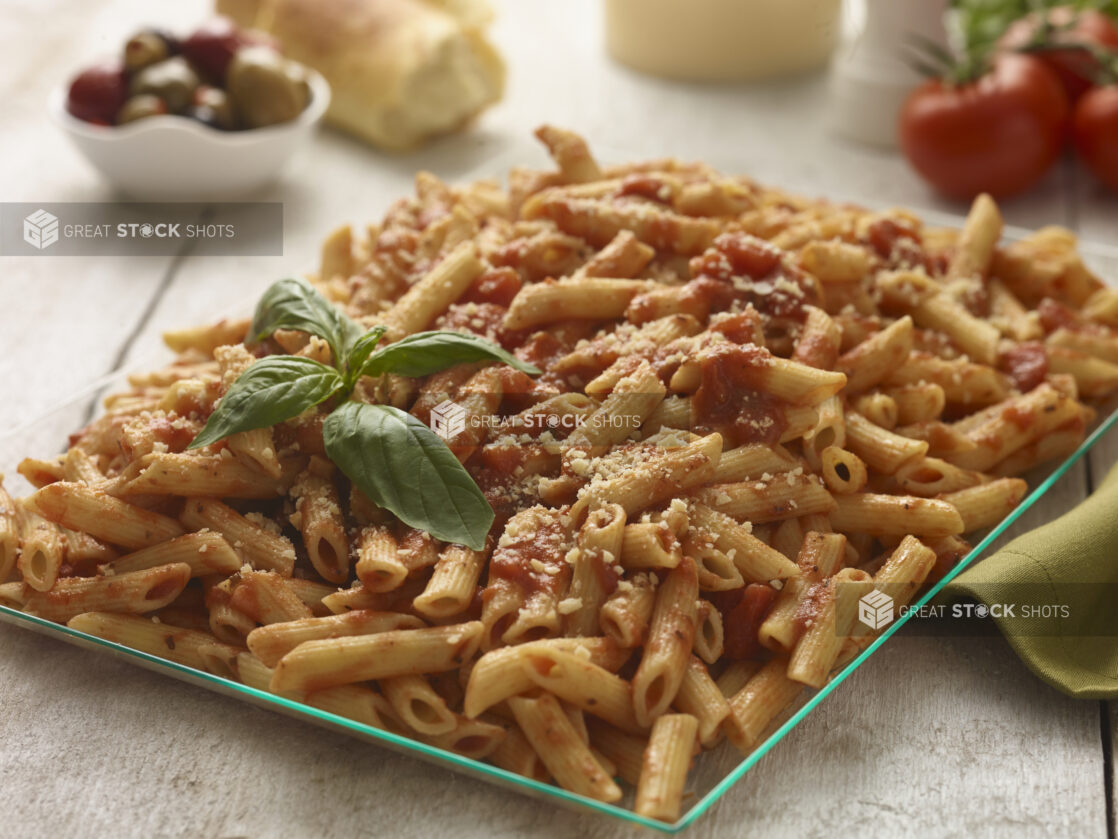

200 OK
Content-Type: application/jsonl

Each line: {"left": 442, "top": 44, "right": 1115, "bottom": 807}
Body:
{"left": 116, "top": 94, "right": 168, "bottom": 125}
{"left": 123, "top": 31, "right": 170, "bottom": 73}
{"left": 129, "top": 57, "right": 200, "bottom": 114}
{"left": 193, "top": 86, "right": 237, "bottom": 130}
{"left": 226, "top": 46, "right": 309, "bottom": 129}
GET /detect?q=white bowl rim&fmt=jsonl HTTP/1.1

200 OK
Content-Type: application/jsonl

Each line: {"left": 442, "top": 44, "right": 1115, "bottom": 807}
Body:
{"left": 48, "top": 67, "right": 330, "bottom": 145}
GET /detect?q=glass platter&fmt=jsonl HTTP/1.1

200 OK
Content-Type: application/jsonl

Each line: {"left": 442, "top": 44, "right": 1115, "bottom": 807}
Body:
{"left": 1, "top": 185, "right": 1116, "bottom": 832}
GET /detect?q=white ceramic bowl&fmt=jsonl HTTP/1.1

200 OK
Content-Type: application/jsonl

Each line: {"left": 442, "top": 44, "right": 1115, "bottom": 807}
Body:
{"left": 49, "top": 70, "right": 330, "bottom": 200}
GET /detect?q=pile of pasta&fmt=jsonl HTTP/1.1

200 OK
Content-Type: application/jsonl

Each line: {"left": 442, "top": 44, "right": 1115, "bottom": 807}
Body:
{"left": 4, "top": 126, "right": 1118, "bottom": 821}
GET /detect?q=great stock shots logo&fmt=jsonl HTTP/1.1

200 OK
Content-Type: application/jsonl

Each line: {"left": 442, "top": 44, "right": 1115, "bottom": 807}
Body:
{"left": 430, "top": 400, "right": 468, "bottom": 440}
{"left": 858, "top": 590, "right": 895, "bottom": 631}
{"left": 2, "top": 203, "right": 283, "bottom": 256}
{"left": 23, "top": 209, "right": 59, "bottom": 250}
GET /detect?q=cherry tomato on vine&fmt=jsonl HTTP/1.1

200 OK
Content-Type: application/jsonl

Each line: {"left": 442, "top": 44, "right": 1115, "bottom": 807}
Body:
{"left": 899, "top": 53, "right": 1069, "bottom": 199}
{"left": 1074, "top": 83, "right": 1118, "bottom": 191}
{"left": 1000, "top": 7, "right": 1118, "bottom": 103}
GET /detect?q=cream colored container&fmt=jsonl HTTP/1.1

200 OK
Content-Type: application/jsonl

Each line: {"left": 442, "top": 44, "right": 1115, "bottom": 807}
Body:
{"left": 605, "top": 0, "right": 843, "bottom": 82}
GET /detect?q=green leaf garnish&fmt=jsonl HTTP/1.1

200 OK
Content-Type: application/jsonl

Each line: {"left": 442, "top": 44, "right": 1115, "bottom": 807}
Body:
{"left": 249, "top": 277, "right": 363, "bottom": 362}
{"left": 189, "top": 278, "right": 544, "bottom": 549}
{"left": 189, "top": 357, "right": 344, "bottom": 450}
{"left": 344, "top": 326, "right": 388, "bottom": 387}
{"left": 358, "top": 331, "right": 541, "bottom": 380}
{"left": 323, "top": 402, "right": 494, "bottom": 550}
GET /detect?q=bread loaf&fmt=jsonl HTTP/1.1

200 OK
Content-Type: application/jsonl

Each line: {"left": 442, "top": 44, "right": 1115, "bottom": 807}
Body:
{"left": 217, "top": 0, "right": 504, "bottom": 150}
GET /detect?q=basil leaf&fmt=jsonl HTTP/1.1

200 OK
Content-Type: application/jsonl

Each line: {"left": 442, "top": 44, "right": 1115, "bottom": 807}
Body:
{"left": 344, "top": 326, "right": 388, "bottom": 386}
{"left": 189, "top": 357, "right": 344, "bottom": 450}
{"left": 249, "top": 277, "right": 363, "bottom": 362}
{"left": 359, "top": 331, "right": 541, "bottom": 380}
{"left": 323, "top": 401, "right": 494, "bottom": 550}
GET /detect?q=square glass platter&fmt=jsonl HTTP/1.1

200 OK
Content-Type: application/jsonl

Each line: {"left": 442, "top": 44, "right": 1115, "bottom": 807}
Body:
{"left": 1, "top": 190, "right": 1117, "bottom": 833}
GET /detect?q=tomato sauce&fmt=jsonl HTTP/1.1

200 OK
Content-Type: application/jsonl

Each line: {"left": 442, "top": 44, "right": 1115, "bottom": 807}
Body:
{"left": 462, "top": 267, "right": 523, "bottom": 308}
{"left": 1000, "top": 342, "right": 1049, "bottom": 392}
{"left": 488, "top": 516, "right": 570, "bottom": 598}
{"left": 687, "top": 232, "right": 815, "bottom": 320}
{"left": 710, "top": 583, "right": 778, "bottom": 660}
{"left": 692, "top": 343, "right": 788, "bottom": 446}
{"left": 616, "top": 174, "right": 674, "bottom": 203}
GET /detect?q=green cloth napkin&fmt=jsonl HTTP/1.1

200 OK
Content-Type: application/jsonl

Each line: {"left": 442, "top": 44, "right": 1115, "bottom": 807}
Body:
{"left": 939, "top": 460, "right": 1118, "bottom": 699}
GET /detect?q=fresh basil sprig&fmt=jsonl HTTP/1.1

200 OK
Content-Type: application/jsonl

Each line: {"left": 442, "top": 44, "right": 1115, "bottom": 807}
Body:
{"left": 190, "top": 357, "right": 344, "bottom": 450}
{"left": 250, "top": 276, "right": 365, "bottom": 363}
{"left": 323, "top": 402, "right": 496, "bottom": 548}
{"left": 188, "top": 278, "right": 540, "bottom": 549}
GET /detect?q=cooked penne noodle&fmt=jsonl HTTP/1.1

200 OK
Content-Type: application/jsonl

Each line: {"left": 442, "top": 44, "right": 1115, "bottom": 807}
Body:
{"left": 802, "top": 395, "right": 845, "bottom": 468}
{"left": 884, "top": 353, "right": 1010, "bottom": 406}
{"left": 830, "top": 493, "right": 964, "bottom": 538}
{"left": 68, "top": 611, "right": 239, "bottom": 678}
{"left": 570, "top": 433, "right": 722, "bottom": 521}
{"left": 271, "top": 622, "right": 484, "bottom": 693}
{"left": 179, "top": 498, "right": 295, "bottom": 576}
{"left": 1046, "top": 346, "right": 1118, "bottom": 398}
{"left": 708, "top": 443, "right": 798, "bottom": 484}
{"left": 948, "top": 384, "right": 1080, "bottom": 472}
{"left": 23, "top": 563, "right": 191, "bottom": 623}
{"left": 119, "top": 451, "right": 292, "bottom": 499}
{"left": 355, "top": 526, "right": 408, "bottom": 594}
{"left": 414, "top": 543, "right": 486, "bottom": 620}
{"left": 939, "top": 478, "right": 1028, "bottom": 532}
{"left": 799, "top": 239, "right": 870, "bottom": 283}
{"left": 28, "top": 482, "right": 184, "bottom": 550}
{"left": 599, "top": 573, "right": 656, "bottom": 647}
{"left": 693, "top": 599, "right": 724, "bottom": 664}
{"left": 947, "top": 193, "right": 1002, "bottom": 281}
{"left": 103, "top": 531, "right": 242, "bottom": 578}
{"left": 885, "top": 383, "right": 947, "bottom": 425}
{"left": 490, "top": 725, "right": 550, "bottom": 782}
{"left": 792, "top": 306, "right": 841, "bottom": 370}
{"left": 672, "top": 656, "right": 730, "bottom": 746}
{"left": 619, "top": 522, "right": 682, "bottom": 571}
{"left": 418, "top": 714, "right": 507, "bottom": 760}
{"left": 566, "top": 504, "right": 626, "bottom": 636}
{"left": 820, "top": 446, "right": 868, "bottom": 495}
{"left": 894, "top": 457, "right": 985, "bottom": 497}
{"left": 635, "top": 713, "right": 699, "bottom": 821}
{"left": 715, "top": 661, "right": 763, "bottom": 699}
{"left": 724, "top": 658, "right": 804, "bottom": 754}
{"left": 291, "top": 466, "right": 349, "bottom": 584}
{"left": 0, "top": 484, "right": 20, "bottom": 582}
{"left": 17, "top": 512, "right": 65, "bottom": 592}
{"left": 382, "top": 242, "right": 484, "bottom": 338}
{"left": 758, "top": 532, "right": 846, "bottom": 653}
{"left": 851, "top": 393, "right": 898, "bottom": 430}
{"left": 518, "top": 646, "right": 643, "bottom": 732}
{"left": 632, "top": 558, "right": 698, "bottom": 728}
{"left": 230, "top": 570, "right": 314, "bottom": 625}
{"left": 505, "top": 278, "right": 656, "bottom": 331}
{"left": 508, "top": 693, "right": 622, "bottom": 803}
{"left": 693, "top": 474, "right": 836, "bottom": 523}
{"left": 205, "top": 578, "right": 257, "bottom": 645}
{"left": 247, "top": 609, "right": 424, "bottom": 667}
{"left": 688, "top": 503, "right": 800, "bottom": 583}
{"left": 462, "top": 636, "right": 627, "bottom": 718}
{"left": 787, "top": 568, "right": 873, "bottom": 688}
{"left": 845, "top": 411, "right": 929, "bottom": 474}
{"left": 837, "top": 316, "right": 913, "bottom": 393}
{"left": 382, "top": 674, "right": 458, "bottom": 735}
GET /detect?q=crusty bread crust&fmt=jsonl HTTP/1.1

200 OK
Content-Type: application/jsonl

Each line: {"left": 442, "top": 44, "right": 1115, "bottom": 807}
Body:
{"left": 217, "top": 0, "right": 504, "bottom": 150}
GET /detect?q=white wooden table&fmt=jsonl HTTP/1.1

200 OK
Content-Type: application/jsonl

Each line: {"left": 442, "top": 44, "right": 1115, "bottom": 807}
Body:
{"left": 1, "top": 2, "right": 1115, "bottom": 837}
